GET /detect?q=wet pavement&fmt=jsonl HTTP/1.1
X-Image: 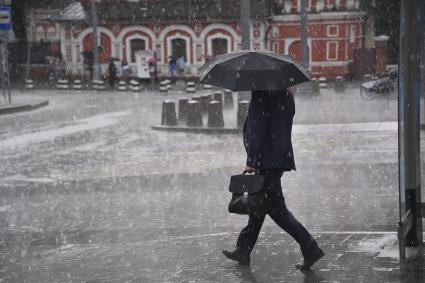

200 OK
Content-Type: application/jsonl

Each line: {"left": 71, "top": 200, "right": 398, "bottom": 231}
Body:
{"left": 0, "top": 87, "right": 424, "bottom": 282}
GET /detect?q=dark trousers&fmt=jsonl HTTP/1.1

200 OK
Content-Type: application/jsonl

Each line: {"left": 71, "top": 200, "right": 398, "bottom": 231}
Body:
{"left": 236, "top": 169, "right": 317, "bottom": 258}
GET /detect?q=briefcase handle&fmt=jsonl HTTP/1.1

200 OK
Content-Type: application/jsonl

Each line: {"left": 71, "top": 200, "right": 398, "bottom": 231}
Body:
{"left": 242, "top": 170, "right": 260, "bottom": 175}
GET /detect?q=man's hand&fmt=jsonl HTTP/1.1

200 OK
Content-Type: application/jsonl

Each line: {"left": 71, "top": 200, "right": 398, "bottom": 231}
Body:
{"left": 244, "top": 165, "right": 255, "bottom": 173}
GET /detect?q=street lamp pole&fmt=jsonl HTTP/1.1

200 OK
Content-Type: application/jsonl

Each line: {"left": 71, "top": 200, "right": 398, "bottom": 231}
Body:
{"left": 90, "top": 0, "right": 100, "bottom": 81}
{"left": 1, "top": 0, "right": 11, "bottom": 104}
{"left": 240, "top": 0, "right": 251, "bottom": 50}
{"left": 300, "top": 0, "right": 309, "bottom": 69}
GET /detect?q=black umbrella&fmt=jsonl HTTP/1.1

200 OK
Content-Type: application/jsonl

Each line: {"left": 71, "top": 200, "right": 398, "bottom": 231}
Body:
{"left": 199, "top": 50, "right": 311, "bottom": 91}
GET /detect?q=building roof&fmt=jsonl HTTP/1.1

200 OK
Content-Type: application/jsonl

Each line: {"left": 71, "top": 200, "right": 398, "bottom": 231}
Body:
{"left": 54, "top": 0, "right": 272, "bottom": 23}
{"left": 52, "top": 2, "right": 87, "bottom": 21}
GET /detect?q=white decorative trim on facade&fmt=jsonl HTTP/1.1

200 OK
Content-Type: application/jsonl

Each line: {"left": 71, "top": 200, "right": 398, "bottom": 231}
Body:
{"left": 273, "top": 11, "right": 366, "bottom": 22}
{"left": 326, "top": 41, "right": 338, "bottom": 60}
{"left": 284, "top": 37, "right": 313, "bottom": 68}
{"left": 198, "top": 23, "right": 240, "bottom": 43}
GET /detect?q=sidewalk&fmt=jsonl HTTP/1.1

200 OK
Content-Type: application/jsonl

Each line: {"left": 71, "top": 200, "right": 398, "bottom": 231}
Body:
{"left": 0, "top": 90, "right": 423, "bottom": 282}
{"left": 0, "top": 100, "right": 49, "bottom": 115}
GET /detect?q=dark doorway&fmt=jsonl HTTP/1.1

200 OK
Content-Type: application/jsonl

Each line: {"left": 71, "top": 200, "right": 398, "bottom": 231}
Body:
{"left": 212, "top": 38, "right": 228, "bottom": 57}
{"left": 130, "top": 39, "right": 146, "bottom": 63}
{"left": 171, "top": 38, "right": 187, "bottom": 60}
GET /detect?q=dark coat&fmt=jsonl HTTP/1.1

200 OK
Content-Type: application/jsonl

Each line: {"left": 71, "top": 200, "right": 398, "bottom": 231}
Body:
{"left": 243, "top": 90, "right": 296, "bottom": 171}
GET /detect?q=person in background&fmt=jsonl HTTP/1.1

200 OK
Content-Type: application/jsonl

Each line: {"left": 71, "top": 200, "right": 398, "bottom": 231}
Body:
{"left": 176, "top": 56, "right": 186, "bottom": 77}
{"left": 168, "top": 56, "right": 176, "bottom": 77}
{"left": 122, "top": 58, "right": 130, "bottom": 79}
{"left": 108, "top": 60, "right": 117, "bottom": 88}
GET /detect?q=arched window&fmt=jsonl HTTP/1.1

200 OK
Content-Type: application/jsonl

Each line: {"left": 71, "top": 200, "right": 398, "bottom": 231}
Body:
{"left": 47, "top": 27, "right": 57, "bottom": 40}
{"left": 36, "top": 26, "right": 45, "bottom": 42}
{"left": 211, "top": 38, "right": 228, "bottom": 57}
{"left": 130, "top": 38, "right": 146, "bottom": 62}
{"left": 171, "top": 38, "right": 187, "bottom": 59}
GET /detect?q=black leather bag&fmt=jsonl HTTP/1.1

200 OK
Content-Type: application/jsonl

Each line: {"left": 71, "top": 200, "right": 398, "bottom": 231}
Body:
{"left": 228, "top": 171, "right": 268, "bottom": 215}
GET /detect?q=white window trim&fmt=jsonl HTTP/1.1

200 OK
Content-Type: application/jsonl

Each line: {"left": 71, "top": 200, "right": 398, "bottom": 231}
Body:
{"left": 327, "top": 25, "right": 339, "bottom": 37}
{"left": 46, "top": 27, "right": 57, "bottom": 40}
{"left": 36, "top": 26, "right": 45, "bottom": 41}
{"left": 207, "top": 33, "right": 231, "bottom": 56}
{"left": 125, "top": 34, "right": 149, "bottom": 64}
{"left": 166, "top": 33, "right": 191, "bottom": 64}
{"left": 326, "top": 41, "right": 338, "bottom": 60}
{"left": 272, "top": 42, "right": 279, "bottom": 53}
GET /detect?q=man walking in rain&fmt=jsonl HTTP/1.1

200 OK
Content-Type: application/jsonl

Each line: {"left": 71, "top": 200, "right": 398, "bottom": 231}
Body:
{"left": 223, "top": 89, "right": 324, "bottom": 270}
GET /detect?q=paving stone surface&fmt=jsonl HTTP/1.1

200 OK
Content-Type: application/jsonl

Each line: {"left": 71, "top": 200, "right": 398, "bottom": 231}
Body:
{"left": 0, "top": 88, "right": 424, "bottom": 282}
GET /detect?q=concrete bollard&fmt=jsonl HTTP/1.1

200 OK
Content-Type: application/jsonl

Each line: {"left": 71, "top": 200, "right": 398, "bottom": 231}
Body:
{"left": 165, "top": 79, "right": 172, "bottom": 90}
{"left": 129, "top": 80, "right": 141, "bottom": 92}
{"left": 161, "top": 100, "right": 178, "bottom": 126}
{"left": 311, "top": 78, "right": 320, "bottom": 95}
{"left": 213, "top": 91, "right": 223, "bottom": 105}
{"left": 208, "top": 100, "right": 224, "bottom": 128}
{"left": 186, "top": 100, "right": 203, "bottom": 127}
{"left": 93, "top": 80, "right": 106, "bottom": 90}
{"left": 237, "top": 100, "right": 250, "bottom": 128}
{"left": 25, "top": 79, "right": 34, "bottom": 90}
{"left": 186, "top": 81, "right": 196, "bottom": 93}
{"left": 118, "top": 80, "right": 127, "bottom": 91}
{"left": 198, "top": 95, "right": 212, "bottom": 112}
{"left": 178, "top": 98, "right": 189, "bottom": 121}
{"left": 202, "top": 84, "right": 212, "bottom": 91}
{"left": 73, "top": 80, "right": 82, "bottom": 90}
{"left": 334, "top": 76, "right": 346, "bottom": 93}
{"left": 223, "top": 90, "right": 234, "bottom": 108}
{"left": 57, "top": 79, "right": 69, "bottom": 90}
{"left": 159, "top": 80, "right": 168, "bottom": 93}
{"left": 318, "top": 77, "right": 328, "bottom": 89}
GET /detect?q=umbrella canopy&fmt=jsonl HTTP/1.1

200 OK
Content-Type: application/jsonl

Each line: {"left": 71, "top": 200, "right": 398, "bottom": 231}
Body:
{"left": 199, "top": 50, "right": 311, "bottom": 91}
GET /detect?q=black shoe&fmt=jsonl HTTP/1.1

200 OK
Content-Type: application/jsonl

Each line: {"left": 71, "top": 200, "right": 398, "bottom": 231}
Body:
{"left": 223, "top": 249, "right": 250, "bottom": 265}
{"left": 295, "top": 247, "right": 325, "bottom": 271}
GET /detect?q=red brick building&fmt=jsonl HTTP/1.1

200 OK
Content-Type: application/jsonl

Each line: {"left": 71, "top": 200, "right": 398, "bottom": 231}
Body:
{"left": 25, "top": 0, "right": 366, "bottom": 79}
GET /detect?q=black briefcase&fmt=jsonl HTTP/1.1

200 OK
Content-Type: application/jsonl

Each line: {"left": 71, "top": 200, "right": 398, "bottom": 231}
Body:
{"left": 228, "top": 171, "right": 268, "bottom": 215}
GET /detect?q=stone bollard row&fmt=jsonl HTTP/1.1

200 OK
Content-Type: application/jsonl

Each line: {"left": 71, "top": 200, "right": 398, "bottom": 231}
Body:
{"left": 223, "top": 90, "right": 234, "bottom": 108}
{"left": 334, "top": 76, "right": 345, "bottom": 93}
{"left": 161, "top": 100, "right": 178, "bottom": 126}
{"left": 208, "top": 100, "right": 224, "bottom": 128}
{"left": 237, "top": 100, "right": 250, "bottom": 128}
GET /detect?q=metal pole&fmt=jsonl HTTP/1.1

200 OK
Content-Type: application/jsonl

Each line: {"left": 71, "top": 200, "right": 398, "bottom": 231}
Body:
{"left": 91, "top": 0, "right": 100, "bottom": 81}
{"left": 240, "top": 0, "right": 251, "bottom": 50}
{"left": 5, "top": 28, "right": 10, "bottom": 104}
{"left": 398, "top": 0, "right": 422, "bottom": 247}
{"left": 0, "top": 37, "right": 5, "bottom": 104}
{"left": 300, "top": 0, "right": 309, "bottom": 69}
